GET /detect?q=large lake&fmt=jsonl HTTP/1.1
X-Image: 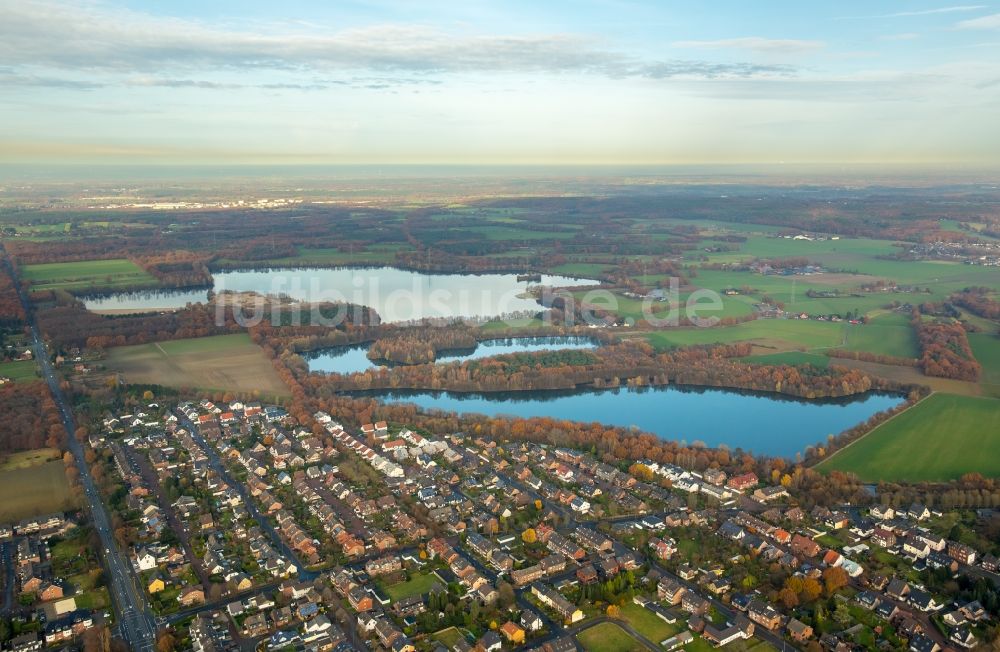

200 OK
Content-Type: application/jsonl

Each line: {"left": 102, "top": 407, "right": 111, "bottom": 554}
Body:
{"left": 306, "top": 336, "right": 599, "bottom": 375}
{"left": 83, "top": 267, "right": 597, "bottom": 322}
{"left": 363, "top": 386, "right": 904, "bottom": 458}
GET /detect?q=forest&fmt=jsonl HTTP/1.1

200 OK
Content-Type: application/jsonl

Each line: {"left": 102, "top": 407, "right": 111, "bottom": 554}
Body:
{"left": 951, "top": 287, "right": 1000, "bottom": 322}
{"left": 0, "top": 382, "right": 64, "bottom": 454}
{"left": 0, "top": 257, "right": 26, "bottom": 326}
{"left": 296, "top": 338, "right": 898, "bottom": 400}
{"left": 912, "top": 312, "right": 982, "bottom": 381}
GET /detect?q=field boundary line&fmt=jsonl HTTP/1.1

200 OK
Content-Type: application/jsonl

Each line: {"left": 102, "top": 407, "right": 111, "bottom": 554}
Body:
{"left": 816, "top": 392, "right": 932, "bottom": 469}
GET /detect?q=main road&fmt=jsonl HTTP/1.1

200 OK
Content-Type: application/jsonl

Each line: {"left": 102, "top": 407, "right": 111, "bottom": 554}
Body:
{"left": 3, "top": 249, "right": 157, "bottom": 651}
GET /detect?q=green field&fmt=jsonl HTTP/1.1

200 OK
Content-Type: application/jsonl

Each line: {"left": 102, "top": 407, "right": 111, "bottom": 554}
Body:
{"left": 840, "top": 312, "right": 918, "bottom": 358}
{"left": 617, "top": 603, "right": 680, "bottom": 642}
{"left": 572, "top": 290, "right": 755, "bottom": 324}
{"left": 0, "top": 460, "right": 76, "bottom": 523}
{"left": 818, "top": 393, "right": 1000, "bottom": 481}
{"left": 550, "top": 262, "right": 613, "bottom": 277}
{"left": 969, "top": 333, "right": 1000, "bottom": 398}
{"left": 104, "top": 333, "right": 289, "bottom": 397}
{"left": 381, "top": 571, "right": 442, "bottom": 602}
{"left": 577, "top": 622, "right": 645, "bottom": 652}
{"left": 0, "top": 359, "right": 39, "bottom": 383}
{"left": 642, "top": 318, "right": 846, "bottom": 351}
{"left": 22, "top": 258, "right": 158, "bottom": 292}
{"left": 0, "top": 448, "right": 61, "bottom": 471}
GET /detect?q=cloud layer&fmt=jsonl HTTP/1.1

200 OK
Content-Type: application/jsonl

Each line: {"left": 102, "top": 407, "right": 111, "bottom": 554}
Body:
{"left": 0, "top": 0, "right": 793, "bottom": 81}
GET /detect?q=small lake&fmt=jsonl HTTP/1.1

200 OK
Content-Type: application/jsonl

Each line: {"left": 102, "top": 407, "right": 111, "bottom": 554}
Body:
{"left": 306, "top": 336, "right": 600, "bottom": 375}
{"left": 365, "top": 386, "right": 904, "bottom": 458}
{"left": 83, "top": 267, "right": 597, "bottom": 322}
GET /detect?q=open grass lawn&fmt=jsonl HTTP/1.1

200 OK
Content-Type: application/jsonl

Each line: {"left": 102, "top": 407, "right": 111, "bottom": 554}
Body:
{"left": 0, "top": 359, "right": 39, "bottom": 383}
{"left": 74, "top": 587, "right": 110, "bottom": 611}
{"left": 691, "top": 240, "right": 1000, "bottom": 309}
{"left": 0, "top": 447, "right": 60, "bottom": 471}
{"left": 104, "top": 333, "right": 290, "bottom": 398}
{"left": 550, "top": 262, "right": 612, "bottom": 278}
{"left": 618, "top": 602, "right": 680, "bottom": 642}
{"left": 0, "top": 460, "right": 76, "bottom": 523}
{"left": 432, "top": 627, "right": 467, "bottom": 649}
{"left": 642, "top": 318, "right": 846, "bottom": 351}
{"left": 571, "top": 290, "right": 754, "bottom": 325}
{"left": 840, "top": 312, "right": 918, "bottom": 358}
{"left": 380, "top": 571, "right": 442, "bottom": 602}
{"left": 969, "top": 333, "right": 1000, "bottom": 398}
{"left": 22, "top": 258, "right": 158, "bottom": 292}
{"left": 830, "top": 357, "right": 983, "bottom": 396}
{"left": 576, "top": 622, "right": 645, "bottom": 652}
{"left": 818, "top": 393, "right": 1000, "bottom": 481}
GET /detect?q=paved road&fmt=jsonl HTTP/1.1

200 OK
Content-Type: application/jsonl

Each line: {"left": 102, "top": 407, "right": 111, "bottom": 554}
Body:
{"left": 0, "top": 540, "right": 13, "bottom": 616}
{"left": 4, "top": 250, "right": 158, "bottom": 651}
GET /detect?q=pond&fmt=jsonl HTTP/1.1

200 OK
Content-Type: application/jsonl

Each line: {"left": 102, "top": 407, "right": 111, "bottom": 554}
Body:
{"left": 363, "top": 386, "right": 904, "bottom": 458}
{"left": 83, "top": 267, "right": 597, "bottom": 322}
{"left": 305, "top": 336, "right": 600, "bottom": 375}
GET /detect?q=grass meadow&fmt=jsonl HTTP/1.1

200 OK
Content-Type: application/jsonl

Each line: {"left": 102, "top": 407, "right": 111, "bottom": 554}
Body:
{"left": 818, "top": 393, "right": 1000, "bottom": 482}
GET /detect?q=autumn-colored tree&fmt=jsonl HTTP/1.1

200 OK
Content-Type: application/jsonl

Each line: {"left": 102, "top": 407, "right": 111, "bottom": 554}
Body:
{"left": 800, "top": 577, "right": 823, "bottom": 602}
{"left": 607, "top": 604, "right": 621, "bottom": 617}
{"left": 521, "top": 528, "right": 537, "bottom": 544}
{"left": 822, "top": 567, "right": 849, "bottom": 595}
{"left": 629, "top": 463, "right": 654, "bottom": 482}
{"left": 155, "top": 629, "right": 175, "bottom": 652}
{"left": 778, "top": 587, "right": 799, "bottom": 609}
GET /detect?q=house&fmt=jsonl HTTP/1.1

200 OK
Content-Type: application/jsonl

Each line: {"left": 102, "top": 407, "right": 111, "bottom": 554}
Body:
{"left": 886, "top": 578, "right": 910, "bottom": 601}
{"left": 348, "top": 586, "right": 373, "bottom": 612}
{"left": 747, "top": 599, "right": 782, "bottom": 630}
{"left": 787, "top": 618, "right": 813, "bottom": 643}
{"left": 478, "top": 631, "right": 502, "bottom": 652}
{"left": 948, "top": 542, "right": 977, "bottom": 566}
{"left": 752, "top": 486, "right": 788, "bottom": 502}
{"left": 908, "top": 589, "right": 941, "bottom": 612}
{"left": 871, "top": 505, "right": 895, "bottom": 520}
{"left": 500, "top": 622, "right": 525, "bottom": 645}
{"left": 726, "top": 472, "right": 758, "bottom": 492}
{"left": 908, "top": 504, "right": 930, "bottom": 521}
{"left": 521, "top": 609, "right": 544, "bottom": 632}
{"left": 178, "top": 585, "right": 205, "bottom": 606}
{"left": 908, "top": 633, "right": 939, "bottom": 652}
{"left": 791, "top": 534, "right": 820, "bottom": 559}
{"left": 576, "top": 565, "right": 598, "bottom": 585}
{"left": 531, "top": 584, "right": 584, "bottom": 623}
{"left": 681, "top": 592, "right": 710, "bottom": 615}
{"left": 702, "top": 616, "right": 754, "bottom": 647}
{"left": 902, "top": 537, "right": 931, "bottom": 559}
{"left": 147, "top": 577, "right": 166, "bottom": 594}
{"left": 871, "top": 527, "right": 897, "bottom": 548}
{"left": 38, "top": 583, "right": 64, "bottom": 602}
{"left": 949, "top": 627, "right": 978, "bottom": 649}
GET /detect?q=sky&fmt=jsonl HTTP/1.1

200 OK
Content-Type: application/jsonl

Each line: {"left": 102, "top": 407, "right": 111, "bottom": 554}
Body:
{"left": 1, "top": 1, "right": 1000, "bottom": 167}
